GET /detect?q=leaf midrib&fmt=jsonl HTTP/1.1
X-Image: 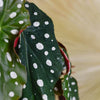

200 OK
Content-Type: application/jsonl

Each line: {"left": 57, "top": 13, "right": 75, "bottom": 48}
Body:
{"left": 0, "top": 0, "right": 8, "bottom": 27}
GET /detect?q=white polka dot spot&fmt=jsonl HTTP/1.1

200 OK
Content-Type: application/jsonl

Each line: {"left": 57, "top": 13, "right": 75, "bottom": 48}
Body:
{"left": 6, "top": 52, "right": 12, "bottom": 62}
{"left": 11, "top": 29, "right": 18, "bottom": 35}
{"left": 17, "top": 4, "right": 22, "bottom": 8}
{"left": 0, "top": 0, "right": 3, "bottom": 7}
{"left": 12, "top": 64, "right": 15, "bottom": 67}
{"left": 50, "top": 80, "right": 54, "bottom": 83}
{"left": 18, "top": 44, "right": 21, "bottom": 48}
{"left": 31, "top": 35, "right": 35, "bottom": 39}
{"left": 71, "top": 82, "right": 76, "bottom": 85}
{"left": 23, "top": 84, "right": 26, "bottom": 89}
{"left": 23, "top": 97, "right": 28, "bottom": 100}
{"left": 66, "top": 77, "right": 68, "bottom": 80}
{"left": 44, "top": 33, "right": 50, "bottom": 38}
{"left": 44, "top": 51, "right": 49, "bottom": 56}
{"left": 44, "top": 21, "right": 49, "bottom": 25}
{"left": 34, "top": 93, "right": 36, "bottom": 95}
{"left": 36, "top": 43, "right": 44, "bottom": 50}
{"left": 57, "top": 57, "right": 60, "bottom": 60}
{"left": 15, "top": 81, "right": 18, "bottom": 85}
{"left": 30, "top": 54, "right": 32, "bottom": 57}
{"left": 33, "top": 21, "right": 40, "bottom": 27}
{"left": 19, "top": 20, "right": 24, "bottom": 24}
{"left": 68, "top": 83, "right": 70, "bottom": 87}
{"left": 17, "top": 58, "right": 21, "bottom": 63}
{"left": 54, "top": 87, "right": 58, "bottom": 91}
{"left": 69, "top": 88, "right": 71, "bottom": 91}
{"left": 9, "top": 91, "right": 14, "bottom": 97}
{"left": 64, "top": 88, "right": 67, "bottom": 91}
{"left": 25, "top": 4, "right": 29, "bottom": 8}
{"left": 10, "top": 71, "right": 17, "bottom": 79}
{"left": 19, "top": 59, "right": 21, "bottom": 63}
{"left": 9, "top": 12, "right": 17, "bottom": 18}
{"left": 74, "top": 89, "right": 77, "bottom": 92}
{"left": 67, "top": 93, "right": 70, "bottom": 98}
{"left": 33, "top": 63, "right": 38, "bottom": 69}
{"left": 52, "top": 47, "right": 56, "bottom": 51}
{"left": 50, "top": 69, "right": 54, "bottom": 73}
{"left": 37, "top": 79, "right": 44, "bottom": 87}
{"left": 42, "top": 94, "right": 48, "bottom": 100}
{"left": 50, "top": 89, "right": 52, "bottom": 92}
{"left": 4, "top": 39, "right": 9, "bottom": 43}
{"left": 73, "top": 97, "right": 76, "bottom": 100}
{"left": 34, "top": 12, "right": 38, "bottom": 15}
{"left": 46, "top": 59, "right": 52, "bottom": 66}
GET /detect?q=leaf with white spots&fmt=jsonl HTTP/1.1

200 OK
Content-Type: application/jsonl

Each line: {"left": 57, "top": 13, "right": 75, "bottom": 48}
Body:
{"left": 17, "top": 2, "right": 65, "bottom": 100}
{"left": 0, "top": 0, "right": 30, "bottom": 100}
{"left": 62, "top": 75, "right": 79, "bottom": 100}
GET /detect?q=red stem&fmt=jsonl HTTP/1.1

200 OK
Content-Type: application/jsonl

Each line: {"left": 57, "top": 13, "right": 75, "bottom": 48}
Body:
{"left": 14, "top": 30, "right": 23, "bottom": 48}
{"left": 60, "top": 48, "right": 70, "bottom": 75}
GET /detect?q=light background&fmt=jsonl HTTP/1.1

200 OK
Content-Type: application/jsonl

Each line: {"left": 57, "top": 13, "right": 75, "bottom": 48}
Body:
{"left": 28, "top": 0, "right": 100, "bottom": 100}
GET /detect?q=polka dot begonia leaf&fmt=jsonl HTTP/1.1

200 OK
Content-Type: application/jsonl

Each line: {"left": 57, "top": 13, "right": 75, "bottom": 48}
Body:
{"left": 16, "top": 2, "right": 65, "bottom": 100}
{"left": 62, "top": 75, "right": 79, "bottom": 100}
{"left": 0, "top": 0, "right": 30, "bottom": 100}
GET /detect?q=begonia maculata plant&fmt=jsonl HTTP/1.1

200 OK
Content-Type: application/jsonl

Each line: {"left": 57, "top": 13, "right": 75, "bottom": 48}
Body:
{"left": 0, "top": 0, "right": 79, "bottom": 100}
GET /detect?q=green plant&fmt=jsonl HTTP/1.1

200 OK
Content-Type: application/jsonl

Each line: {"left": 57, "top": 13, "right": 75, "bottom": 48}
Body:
{"left": 0, "top": 0, "right": 30, "bottom": 100}
{"left": 0, "top": 0, "right": 79, "bottom": 100}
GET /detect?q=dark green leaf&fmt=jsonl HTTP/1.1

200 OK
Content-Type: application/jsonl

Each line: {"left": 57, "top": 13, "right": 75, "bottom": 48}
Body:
{"left": 0, "top": 0, "right": 30, "bottom": 100}
{"left": 17, "top": 2, "right": 65, "bottom": 100}
{"left": 62, "top": 75, "right": 79, "bottom": 100}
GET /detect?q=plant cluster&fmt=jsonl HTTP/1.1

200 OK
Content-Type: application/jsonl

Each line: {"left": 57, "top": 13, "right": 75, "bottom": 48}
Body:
{"left": 0, "top": 0, "right": 79, "bottom": 100}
